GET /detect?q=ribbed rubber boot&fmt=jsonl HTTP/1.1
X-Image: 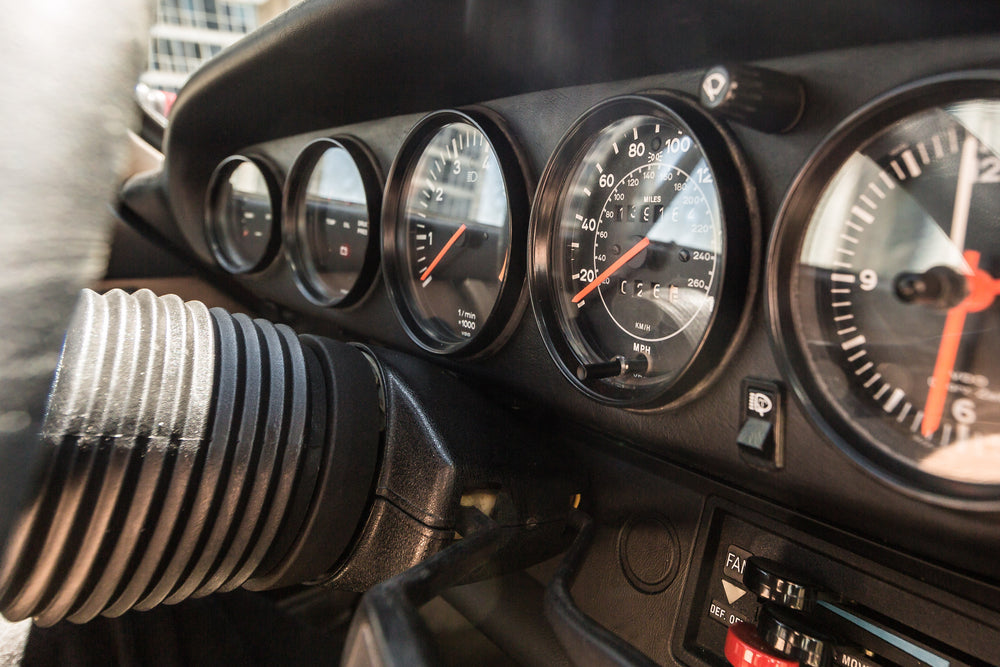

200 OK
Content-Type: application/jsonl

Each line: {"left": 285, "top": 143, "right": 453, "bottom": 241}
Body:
{"left": 0, "top": 289, "right": 380, "bottom": 626}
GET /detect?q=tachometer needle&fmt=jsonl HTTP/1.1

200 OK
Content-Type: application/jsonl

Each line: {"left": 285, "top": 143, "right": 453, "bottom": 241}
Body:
{"left": 420, "top": 223, "right": 466, "bottom": 282}
{"left": 572, "top": 236, "right": 650, "bottom": 303}
{"left": 921, "top": 250, "right": 1000, "bottom": 437}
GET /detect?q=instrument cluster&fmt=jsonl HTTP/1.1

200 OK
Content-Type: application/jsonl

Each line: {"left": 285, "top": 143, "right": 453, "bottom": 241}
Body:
{"left": 202, "top": 66, "right": 1000, "bottom": 509}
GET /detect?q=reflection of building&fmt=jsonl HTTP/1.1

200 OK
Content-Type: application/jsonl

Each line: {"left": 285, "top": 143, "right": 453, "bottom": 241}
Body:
{"left": 140, "top": 0, "right": 300, "bottom": 95}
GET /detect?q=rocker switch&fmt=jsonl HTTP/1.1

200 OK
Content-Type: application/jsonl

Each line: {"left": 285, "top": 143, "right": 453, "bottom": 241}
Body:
{"left": 738, "top": 378, "right": 784, "bottom": 469}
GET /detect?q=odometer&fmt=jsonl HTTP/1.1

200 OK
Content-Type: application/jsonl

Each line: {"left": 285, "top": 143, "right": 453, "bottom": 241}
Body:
{"left": 531, "top": 94, "right": 757, "bottom": 407}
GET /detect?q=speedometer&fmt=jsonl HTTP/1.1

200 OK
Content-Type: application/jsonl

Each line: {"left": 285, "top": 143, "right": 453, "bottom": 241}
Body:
{"left": 531, "top": 94, "right": 757, "bottom": 408}
{"left": 770, "top": 73, "right": 1000, "bottom": 506}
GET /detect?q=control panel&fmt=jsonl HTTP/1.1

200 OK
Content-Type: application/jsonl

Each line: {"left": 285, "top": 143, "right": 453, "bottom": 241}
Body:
{"left": 674, "top": 499, "right": 1000, "bottom": 666}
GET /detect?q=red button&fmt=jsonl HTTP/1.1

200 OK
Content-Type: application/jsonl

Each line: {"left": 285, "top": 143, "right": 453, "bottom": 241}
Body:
{"left": 724, "top": 621, "right": 797, "bottom": 667}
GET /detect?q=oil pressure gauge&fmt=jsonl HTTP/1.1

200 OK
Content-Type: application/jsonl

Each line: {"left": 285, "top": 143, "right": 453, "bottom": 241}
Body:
{"left": 284, "top": 137, "right": 382, "bottom": 307}
{"left": 382, "top": 109, "right": 531, "bottom": 356}
{"left": 530, "top": 93, "right": 757, "bottom": 408}
{"left": 770, "top": 73, "right": 1000, "bottom": 506}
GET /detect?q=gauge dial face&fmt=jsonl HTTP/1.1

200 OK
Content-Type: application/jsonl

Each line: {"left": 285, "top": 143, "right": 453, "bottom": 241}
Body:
{"left": 532, "top": 95, "right": 755, "bottom": 407}
{"left": 772, "top": 77, "right": 1000, "bottom": 503}
{"left": 383, "top": 111, "right": 528, "bottom": 355}
{"left": 286, "top": 138, "right": 381, "bottom": 307}
{"left": 207, "top": 156, "right": 279, "bottom": 273}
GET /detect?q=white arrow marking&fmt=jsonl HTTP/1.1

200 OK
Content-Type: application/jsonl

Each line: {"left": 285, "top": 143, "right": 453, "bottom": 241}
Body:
{"left": 722, "top": 580, "right": 747, "bottom": 605}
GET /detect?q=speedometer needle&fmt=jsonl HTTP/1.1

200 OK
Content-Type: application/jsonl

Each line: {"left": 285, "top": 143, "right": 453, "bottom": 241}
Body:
{"left": 921, "top": 250, "right": 1000, "bottom": 438}
{"left": 420, "top": 223, "right": 466, "bottom": 282}
{"left": 572, "top": 236, "right": 650, "bottom": 303}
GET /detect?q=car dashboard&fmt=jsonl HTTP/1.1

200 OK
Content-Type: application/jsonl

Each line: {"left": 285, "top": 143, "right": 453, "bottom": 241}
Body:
{"left": 8, "top": 1, "right": 1000, "bottom": 665}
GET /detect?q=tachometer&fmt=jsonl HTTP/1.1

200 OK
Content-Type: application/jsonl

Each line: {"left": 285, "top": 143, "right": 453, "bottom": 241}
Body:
{"left": 531, "top": 94, "right": 757, "bottom": 407}
{"left": 382, "top": 109, "right": 530, "bottom": 356}
{"left": 769, "top": 73, "right": 1000, "bottom": 506}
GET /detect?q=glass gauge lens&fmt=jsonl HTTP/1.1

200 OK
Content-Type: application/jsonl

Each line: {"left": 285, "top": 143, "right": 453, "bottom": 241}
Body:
{"left": 206, "top": 156, "right": 279, "bottom": 273}
{"left": 383, "top": 110, "right": 529, "bottom": 355}
{"left": 285, "top": 138, "right": 382, "bottom": 307}
{"left": 772, "top": 75, "right": 1000, "bottom": 504}
{"left": 531, "top": 95, "right": 755, "bottom": 407}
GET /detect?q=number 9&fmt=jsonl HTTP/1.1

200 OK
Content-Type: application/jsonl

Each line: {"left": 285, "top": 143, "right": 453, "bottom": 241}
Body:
{"left": 859, "top": 269, "right": 878, "bottom": 292}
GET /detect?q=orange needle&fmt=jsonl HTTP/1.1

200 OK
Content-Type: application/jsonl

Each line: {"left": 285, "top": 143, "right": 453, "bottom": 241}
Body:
{"left": 921, "top": 134, "right": 990, "bottom": 438}
{"left": 572, "top": 237, "right": 650, "bottom": 304}
{"left": 419, "top": 223, "right": 466, "bottom": 282}
{"left": 922, "top": 250, "right": 989, "bottom": 438}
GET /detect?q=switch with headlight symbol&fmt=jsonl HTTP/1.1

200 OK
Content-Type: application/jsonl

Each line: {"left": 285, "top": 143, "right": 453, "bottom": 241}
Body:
{"left": 737, "top": 378, "right": 785, "bottom": 469}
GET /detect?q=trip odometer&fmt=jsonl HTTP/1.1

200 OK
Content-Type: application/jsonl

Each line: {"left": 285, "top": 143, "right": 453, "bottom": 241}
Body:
{"left": 531, "top": 94, "right": 757, "bottom": 407}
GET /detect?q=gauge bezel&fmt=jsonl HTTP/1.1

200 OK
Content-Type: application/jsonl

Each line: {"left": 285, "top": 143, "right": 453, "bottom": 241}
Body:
{"left": 767, "top": 71, "right": 1000, "bottom": 509}
{"left": 381, "top": 108, "right": 532, "bottom": 357}
{"left": 205, "top": 154, "right": 283, "bottom": 274}
{"left": 529, "top": 92, "right": 759, "bottom": 409}
{"left": 283, "top": 136, "right": 383, "bottom": 308}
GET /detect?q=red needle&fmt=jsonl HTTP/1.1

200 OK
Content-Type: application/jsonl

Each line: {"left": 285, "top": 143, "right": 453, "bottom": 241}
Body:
{"left": 572, "top": 237, "right": 650, "bottom": 304}
{"left": 419, "top": 224, "right": 466, "bottom": 282}
{"left": 921, "top": 250, "right": 1000, "bottom": 437}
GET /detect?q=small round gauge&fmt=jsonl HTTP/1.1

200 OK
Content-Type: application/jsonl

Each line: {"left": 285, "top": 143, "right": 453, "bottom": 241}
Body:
{"left": 770, "top": 73, "right": 1000, "bottom": 506}
{"left": 382, "top": 109, "right": 530, "bottom": 355}
{"left": 530, "top": 94, "right": 757, "bottom": 408}
{"left": 284, "top": 137, "right": 382, "bottom": 307}
{"left": 206, "top": 155, "right": 281, "bottom": 273}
